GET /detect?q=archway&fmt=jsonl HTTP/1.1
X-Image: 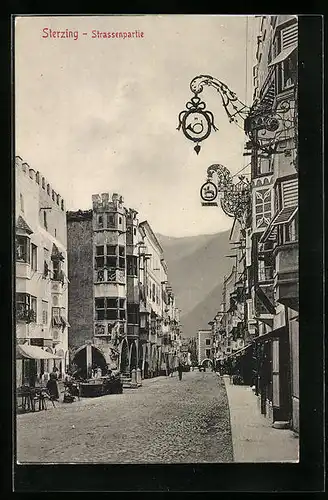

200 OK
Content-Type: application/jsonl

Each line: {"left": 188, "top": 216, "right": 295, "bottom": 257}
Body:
{"left": 129, "top": 341, "right": 138, "bottom": 372}
{"left": 72, "top": 344, "right": 107, "bottom": 379}
{"left": 120, "top": 338, "right": 129, "bottom": 375}
{"left": 201, "top": 358, "right": 214, "bottom": 370}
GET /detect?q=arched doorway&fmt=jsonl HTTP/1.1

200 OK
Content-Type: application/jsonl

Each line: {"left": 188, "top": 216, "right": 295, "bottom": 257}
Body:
{"left": 120, "top": 338, "right": 129, "bottom": 375}
{"left": 201, "top": 358, "right": 213, "bottom": 370}
{"left": 129, "top": 341, "right": 138, "bottom": 372}
{"left": 72, "top": 344, "right": 107, "bottom": 379}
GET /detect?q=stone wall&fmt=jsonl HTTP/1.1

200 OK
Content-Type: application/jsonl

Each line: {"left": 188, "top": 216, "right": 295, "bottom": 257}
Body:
{"left": 67, "top": 213, "right": 94, "bottom": 350}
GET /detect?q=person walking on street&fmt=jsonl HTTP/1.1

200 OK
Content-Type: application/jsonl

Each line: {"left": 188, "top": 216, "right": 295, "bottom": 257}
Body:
{"left": 177, "top": 361, "right": 183, "bottom": 381}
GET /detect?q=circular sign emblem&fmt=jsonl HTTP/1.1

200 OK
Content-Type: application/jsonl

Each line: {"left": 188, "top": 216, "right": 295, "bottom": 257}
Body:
{"left": 200, "top": 181, "right": 218, "bottom": 202}
{"left": 182, "top": 110, "right": 212, "bottom": 143}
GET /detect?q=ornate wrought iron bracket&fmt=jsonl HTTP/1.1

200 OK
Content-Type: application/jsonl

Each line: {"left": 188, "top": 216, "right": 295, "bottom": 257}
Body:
{"left": 200, "top": 164, "right": 251, "bottom": 224}
{"left": 178, "top": 74, "right": 297, "bottom": 157}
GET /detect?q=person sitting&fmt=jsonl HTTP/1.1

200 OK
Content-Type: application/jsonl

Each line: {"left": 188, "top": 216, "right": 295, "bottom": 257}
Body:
{"left": 46, "top": 371, "right": 60, "bottom": 400}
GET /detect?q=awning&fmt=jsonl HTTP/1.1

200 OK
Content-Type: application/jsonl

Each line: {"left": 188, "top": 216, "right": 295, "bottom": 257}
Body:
{"left": 254, "top": 326, "right": 287, "bottom": 344}
{"left": 260, "top": 206, "right": 298, "bottom": 243}
{"left": 16, "top": 344, "right": 61, "bottom": 360}
{"left": 268, "top": 44, "right": 297, "bottom": 67}
{"left": 225, "top": 343, "right": 252, "bottom": 360}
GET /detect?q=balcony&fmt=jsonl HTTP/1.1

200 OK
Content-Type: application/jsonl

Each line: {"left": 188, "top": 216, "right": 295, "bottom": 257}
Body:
{"left": 274, "top": 242, "right": 298, "bottom": 310}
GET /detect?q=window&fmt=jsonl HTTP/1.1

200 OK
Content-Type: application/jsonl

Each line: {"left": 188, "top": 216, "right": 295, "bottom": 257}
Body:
{"left": 43, "top": 248, "right": 49, "bottom": 277}
{"left": 205, "top": 339, "right": 211, "bottom": 346}
{"left": 134, "top": 228, "right": 136, "bottom": 236}
{"left": 52, "top": 260, "right": 62, "bottom": 281}
{"left": 52, "top": 306, "right": 62, "bottom": 326}
{"left": 47, "top": 184, "right": 50, "bottom": 195}
{"left": 281, "top": 50, "right": 297, "bottom": 90}
{"left": 56, "top": 194, "right": 60, "bottom": 205}
{"left": 52, "top": 190, "right": 55, "bottom": 201}
{"left": 127, "top": 255, "right": 138, "bottom": 276}
{"left": 61, "top": 199, "right": 64, "bottom": 211}
{"left": 152, "top": 283, "right": 156, "bottom": 302}
{"left": 95, "top": 297, "right": 125, "bottom": 321}
{"left": 127, "top": 304, "right": 139, "bottom": 324}
{"left": 20, "top": 193, "right": 24, "bottom": 212}
{"left": 97, "top": 214, "right": 104, "bottom": 229}
{"left": 43, "top": 211, "right": 48, "bottom": 230}
{"left": 119, "top": 217, "right": 122, "bottom": 224}
{"left": 118, "top": 246, "right": 125, "bottom": 269}
{"left": 16, "top": 293, "right": 30, "bottom": 321}
{"left": 31, "top": 244, "right": 37, "bottom": 271}
{"left": 205, "top": 349, "right": 211, "bottom": 358}
{"left": 30, "top": 296, "right": 37, "bottom": 322}
{"left": 257, "top": 157, "right": 273, "bottom": 176}
{"left": 107, "top": 213, "right": 116, "bottom": 228}
{"left": 42, "top": 301, "right": 48, "bottom": 324}
{"left": 42, "top": 177, "right": 45, "bottom": 189}
{"left": 95, "top": 245, "right": 105, "bottom": 268}
{"left": 284, "top": 213, "right": 298, "bottom": 242}
{"left": 16, "top": 236, "right": 30, "bottom": 263}
{"left": 107, "top": 245, "right": 116, "bottom": 256}
{"left": 255, "top": 188, "right": 272, "bottom": 229}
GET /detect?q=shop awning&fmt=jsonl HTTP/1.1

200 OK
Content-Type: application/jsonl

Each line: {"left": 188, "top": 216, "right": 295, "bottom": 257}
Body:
{"left": 225, "top": 343, "right": 252, "bottom": 360}
{"left": 16, "top": 344, "right": 61, "bottom": 360}
{"left": 268, "top": 44, "right": 297, "bottom": 67}
{"left": 254, "top": 326, "right": 287, "bottom": 344}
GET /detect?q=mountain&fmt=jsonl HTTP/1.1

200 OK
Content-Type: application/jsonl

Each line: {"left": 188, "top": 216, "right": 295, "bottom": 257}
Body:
{"left": 180, "top": 282, "right": 224, "bottom": 338}
{"left": 157, "top": 231, "right": 233, "bottom": 338}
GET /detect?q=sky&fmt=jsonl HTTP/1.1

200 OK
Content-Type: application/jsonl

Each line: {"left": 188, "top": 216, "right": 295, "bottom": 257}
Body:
{"left": 15, "top": 15, "right": 258, "bottom": 237}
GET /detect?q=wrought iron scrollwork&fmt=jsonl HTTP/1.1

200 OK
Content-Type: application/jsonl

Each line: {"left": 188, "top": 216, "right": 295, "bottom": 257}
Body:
{"left": 203, "top": 164, "right": 251, "bottom": 224}
{"left": 178, "top": 74, "right": 298, "bottom": 158}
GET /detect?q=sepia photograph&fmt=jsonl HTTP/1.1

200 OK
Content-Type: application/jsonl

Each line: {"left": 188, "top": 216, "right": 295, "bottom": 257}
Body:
{"left": 14, "top": 14, "right": 300, "bottom": 467}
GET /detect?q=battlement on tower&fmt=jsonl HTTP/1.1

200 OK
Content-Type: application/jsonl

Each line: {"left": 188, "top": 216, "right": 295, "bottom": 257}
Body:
{"left": 15, "top": 155, "right": 66, "bottom": 212}
{"left": 92, "top": 192, "right": 125, "bottom": 212}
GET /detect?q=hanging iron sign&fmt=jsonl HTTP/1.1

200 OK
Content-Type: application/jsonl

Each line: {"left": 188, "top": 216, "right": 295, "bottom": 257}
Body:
{"left": 177, "top": 95, "right": 218, "bottom": 155}
{"left": 200, "top": 181, "right": 218, "bottom": 204}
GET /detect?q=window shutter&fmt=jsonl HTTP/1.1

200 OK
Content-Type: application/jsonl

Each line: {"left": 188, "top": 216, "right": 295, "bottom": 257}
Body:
{"left": 281, "top": 23, "right": 298, "bottom": 50}
{"left": 282, "top": 178, "right": 298, "bottom": 207}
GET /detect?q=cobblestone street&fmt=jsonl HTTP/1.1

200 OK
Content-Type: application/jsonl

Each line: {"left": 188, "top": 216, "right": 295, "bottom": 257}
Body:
{"left": 17, "top": 371, "right": 233, "bottom": 464}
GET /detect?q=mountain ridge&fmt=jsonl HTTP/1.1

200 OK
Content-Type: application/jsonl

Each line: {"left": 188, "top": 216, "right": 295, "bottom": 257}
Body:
{"left": 156, "top": 230, "right": 232, "bottom": 338}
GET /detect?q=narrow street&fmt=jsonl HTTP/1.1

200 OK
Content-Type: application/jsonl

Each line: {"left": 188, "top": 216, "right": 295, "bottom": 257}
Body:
{"left": 17, "top": 371, "right": 233, "bottom": 464}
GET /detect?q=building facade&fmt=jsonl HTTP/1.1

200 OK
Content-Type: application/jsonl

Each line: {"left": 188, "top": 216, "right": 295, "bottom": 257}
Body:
{"left": 15, "top": 156, "right": 69, "bottom": 385}
{"left": 248, "top": 14, "right": 298, "bottom": 430}
{"left": 67, "top": 193, "right": 181, "bottom": 380}
{"left": 197, "top": 329, "right": 213, "bottom": 368}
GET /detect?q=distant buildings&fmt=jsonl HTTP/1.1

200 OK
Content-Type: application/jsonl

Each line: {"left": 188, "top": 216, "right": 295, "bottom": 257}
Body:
{"left": 197, "top": 329, "right": 213, "bottom": 369}
{"left": 15, "top": 156, "right": 69, "bottom": 386}
{"left": 67, "top": 193, "right": 181, "bottom": 381}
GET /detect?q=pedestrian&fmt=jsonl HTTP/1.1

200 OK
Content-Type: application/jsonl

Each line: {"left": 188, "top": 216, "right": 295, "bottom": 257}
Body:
{"left": 46, "top": 370, "right": 60, "bottom": 400}
{"left": 177, "top": 361, "right": 183, "bottom": 381}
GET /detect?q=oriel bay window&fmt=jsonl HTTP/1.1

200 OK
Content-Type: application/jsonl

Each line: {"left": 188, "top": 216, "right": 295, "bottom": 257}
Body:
{"left": 95, "top": 244, "right": 126, "bottom": 270}
{"left": 95, "top": 297, "right": 126, "bottom": 321}
{"left": 16, "top": 236, "right": 30, "bottom": 263}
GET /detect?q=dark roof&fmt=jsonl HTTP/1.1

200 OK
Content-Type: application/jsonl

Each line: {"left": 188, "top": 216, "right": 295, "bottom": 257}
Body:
{"left": 16, "top": 215, "right": 33, "bottom": 235}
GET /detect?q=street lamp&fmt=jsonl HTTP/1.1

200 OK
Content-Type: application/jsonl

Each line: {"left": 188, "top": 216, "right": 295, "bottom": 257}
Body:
{"left": 177, "top": 74, "right": 296, "bottom": 156}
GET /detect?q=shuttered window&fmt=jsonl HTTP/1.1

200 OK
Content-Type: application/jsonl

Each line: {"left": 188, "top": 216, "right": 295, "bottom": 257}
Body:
{"left": 281, "top": 23, "right": 298, "bottom": 50}
{"left": 282, "top": 178, "right": 298, "bottom": 207}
